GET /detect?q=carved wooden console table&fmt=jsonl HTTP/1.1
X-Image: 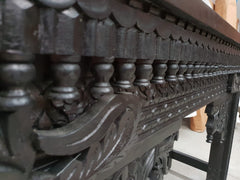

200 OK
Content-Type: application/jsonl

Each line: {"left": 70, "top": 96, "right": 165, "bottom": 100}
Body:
{"left": 1, "top": 0, "right": 240, "bottom": 179}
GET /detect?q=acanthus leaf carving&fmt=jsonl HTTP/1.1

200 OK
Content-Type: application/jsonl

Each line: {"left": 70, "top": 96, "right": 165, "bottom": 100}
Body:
{"left": 108, "top": 133, "right": 177, "bottom": 180}
{"left": 33, "top": 94, "right": 142, "bottom": 179}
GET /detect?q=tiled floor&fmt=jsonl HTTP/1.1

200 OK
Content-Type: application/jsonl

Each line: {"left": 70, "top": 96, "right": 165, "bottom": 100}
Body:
{"left": 164, "top": 120, "right": 240, "bottom": 180}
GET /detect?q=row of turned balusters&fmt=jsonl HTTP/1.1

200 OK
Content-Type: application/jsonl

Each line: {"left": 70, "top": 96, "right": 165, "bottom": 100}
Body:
{"left": 50, "top": 56, "right": 240, "bottom": 99}
{"left": 1, "top": 53, "right": 240, "bottom": 112}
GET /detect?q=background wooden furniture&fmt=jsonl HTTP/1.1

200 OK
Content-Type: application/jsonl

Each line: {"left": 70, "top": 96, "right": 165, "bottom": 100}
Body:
{"left": 190, "top": 106, "right": 208, "bottom": 132}
{"left": 215, "top": 0, "right": 237, "bottom": 28}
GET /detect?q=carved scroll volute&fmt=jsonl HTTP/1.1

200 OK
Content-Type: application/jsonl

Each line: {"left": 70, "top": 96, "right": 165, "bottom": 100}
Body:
{"left": 0, "top": 52, "right": 35, "bottom": 111}
{"left": 48, "top": 55, "right": 81, "bottom": 101}
{"left": 91, "top": 57, "right": 114, "bottom": 99}
{"left": 34, "top": 94, "right": 141, "bottom": 179}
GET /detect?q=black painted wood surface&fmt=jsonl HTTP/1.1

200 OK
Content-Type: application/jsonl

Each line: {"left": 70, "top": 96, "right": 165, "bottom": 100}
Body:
{"left": 0, "top": 0, "right": 240, "bottom": 179}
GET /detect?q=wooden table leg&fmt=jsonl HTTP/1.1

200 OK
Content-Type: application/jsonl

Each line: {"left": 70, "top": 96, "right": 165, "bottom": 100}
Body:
{"left": 206, "top": 93, "right": 239, "bottom": 180}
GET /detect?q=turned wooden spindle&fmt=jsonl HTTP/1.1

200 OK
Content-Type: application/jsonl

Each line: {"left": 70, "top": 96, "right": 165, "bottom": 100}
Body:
{"left": 225, "top": 65, "right": 230, "bottom": 74}
{"left": 198, "top": 62, "right": 206, "bottom": 78}
{"left": 166, "top": 60, "right": 179, "bottom": 82}
{"left": 0, "top": 52, "right": 35, "bottom": 111}
{"left": 212, "top": 64, "right": 218, "bottom": 76}
{"left": 184, "top": 61, "right": 194, "bottom": 79}
{"left": 223, "top": 64, "right": 228, "bottom": 75}
{"left": 91, "top": 57, "right": 114, "bottom": 98}
{"left": 230, "top": 64, "right": 234, "bottom": 74}
{"left": 217, "top": 64, "right": 223, "bottom": 76}
{"left": 203, "top": 63, "right": 211, "bottom": 77}
{"left": 208, "top": 64, "right": 215, "bottom": 77}
{"left": 237, "top": 65, "right": 240, "bottom": 73}
{"left": 114, "top": 59, "right": 136, "bottom": 89}
{"left": 177, "top": 61, "right": 188, "bottom": 81}
{"left": 134, "top": 60, "right": 153, "bottom": 86}
{"left": 222, "top": 65, "right": 227, "bottom": 75}
{"left": 192, "top": 62, "right": 201, "bottom": 79}
{"left": 151, "top": 60, "right": 167, "bottom": 84}
{"left": 48, "top": 55, "right": 81, "bottom": 101}
{"left": 217, "top": 64, "right": 221, "bottom": 75}
{"left": 215, "top": 64, "right": 221, "bottom": 76}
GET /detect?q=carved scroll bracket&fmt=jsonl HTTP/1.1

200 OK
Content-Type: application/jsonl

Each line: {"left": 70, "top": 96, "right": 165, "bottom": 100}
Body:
{"left": 205, "top": 97, "right": 230, "bottom": 143}
{"left": 33, "top": 94, "right": 142, "bottom": 179}
{"left": 228, "top": 73, "right": 240, "bottom": 93}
